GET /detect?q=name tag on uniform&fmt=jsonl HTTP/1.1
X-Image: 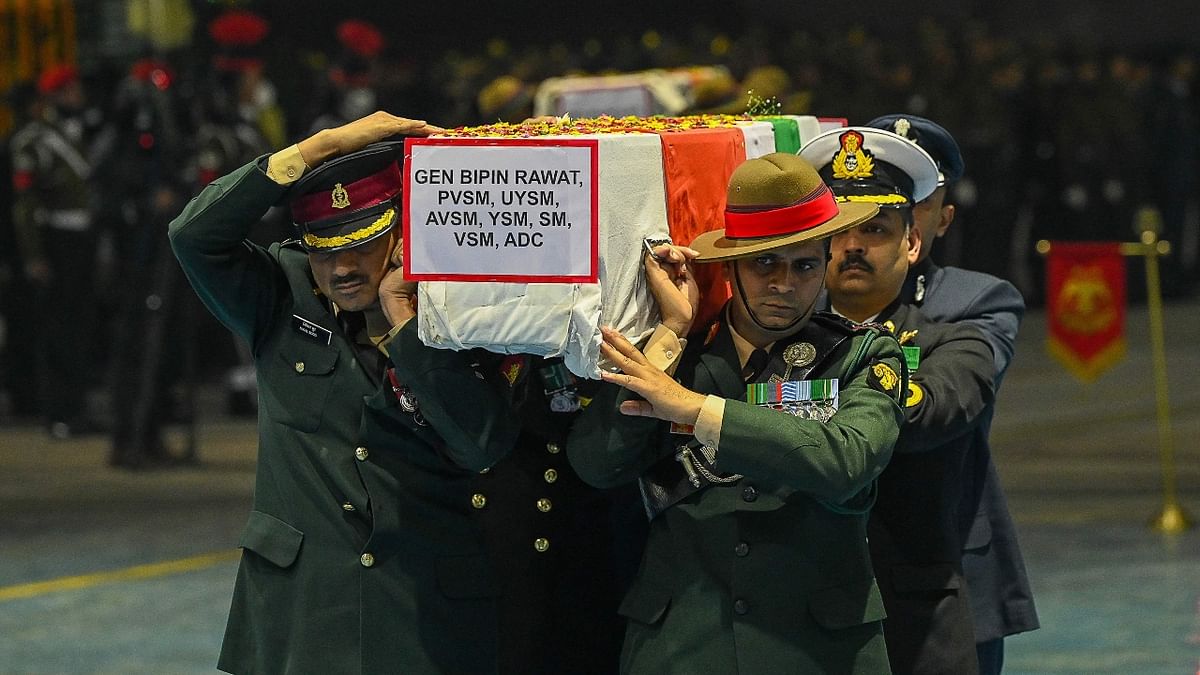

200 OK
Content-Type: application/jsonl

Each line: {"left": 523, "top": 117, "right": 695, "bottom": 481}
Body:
{"left": 746, "top": 378, "right": 839, "bottom": 422}
{"left": 292, "top": 314, "right": 333, "bottom": 345}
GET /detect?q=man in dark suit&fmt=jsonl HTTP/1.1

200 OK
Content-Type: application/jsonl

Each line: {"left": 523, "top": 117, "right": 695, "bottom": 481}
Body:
{"left": 568, "top": 152, "right": 906, "bottom": 673}
{"left": 866, "top": 114, "right": 1040, "bottom": 674}
{"left": 170, "top": 112, "right": 530, "bottom": 673}
{"left": 804, "top": 126, "right": 997, "bottom": 673}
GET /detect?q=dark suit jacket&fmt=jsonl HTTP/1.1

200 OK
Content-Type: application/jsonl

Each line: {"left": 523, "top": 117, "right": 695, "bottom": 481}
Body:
{"left": 870, "top": 302, "right": 995, "bottom": 675}
{"left": 170, "top": 159, "right": 524, "bottom": 674}
{"left": 902, "top": 258, "right": 1041, "bottom": 642}
{"left": 568, "top": 312, "right": 905, "bottom": 675}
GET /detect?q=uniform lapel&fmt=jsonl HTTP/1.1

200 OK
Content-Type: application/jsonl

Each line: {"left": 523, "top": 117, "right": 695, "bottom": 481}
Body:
{"left": 692, "top": 321, "right": 746, "bottom": 401}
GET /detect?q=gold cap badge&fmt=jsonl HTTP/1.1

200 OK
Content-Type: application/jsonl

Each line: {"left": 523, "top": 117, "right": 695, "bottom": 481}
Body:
{"left": 831, "top": 130, "right": 875, "bottom": 180}
{"left": 331, "top": 183, "right": 351, "bottom": 209}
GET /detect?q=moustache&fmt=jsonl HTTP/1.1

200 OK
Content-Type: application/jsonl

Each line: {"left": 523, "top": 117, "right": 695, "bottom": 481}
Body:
{"left": 331, "top": 274, "right": 368, "bottom": 287}
{"left": 838, "top": 254, "right": 874, "bottom": 273}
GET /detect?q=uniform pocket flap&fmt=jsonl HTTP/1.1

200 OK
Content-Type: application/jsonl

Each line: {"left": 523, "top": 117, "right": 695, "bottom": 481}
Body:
{"left": 891, "top": 563, "right": 961, "bottom": 592}
{"left": 277, "top": 343, "right": 339, "bottom": 376}
{"left": 238, "top": 511, "right": 303, "bottom": 568}
{"left": 808, "top": 577, "right": 887, "bottom": 630}
{"left": 963, "top": 510, "right": 993, "bottom": 550}
{"left": 618, "top": 584, "right": 671, "bottom": 625}
{"left": 437, "top": 554, "right": 498, "bottom": 599}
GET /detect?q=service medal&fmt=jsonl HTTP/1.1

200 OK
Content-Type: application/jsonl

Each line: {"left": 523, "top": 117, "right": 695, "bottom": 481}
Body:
{"left": 781, "top": 342, "right": 816, "bottom": 381}
{"left": 399, "top": 389, "right": 419, "bottom": 413}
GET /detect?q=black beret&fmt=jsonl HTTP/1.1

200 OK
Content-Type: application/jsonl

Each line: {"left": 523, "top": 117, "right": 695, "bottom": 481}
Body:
{"left": 866, "top": 114, "right": 964, "bottom": 186}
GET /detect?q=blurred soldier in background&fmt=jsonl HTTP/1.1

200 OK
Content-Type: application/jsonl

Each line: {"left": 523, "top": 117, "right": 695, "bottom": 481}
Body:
{"left": 103, "top": 56, "right": 194, "bottom": 467}
{"left": 208, "top": 9, "right": 286, "bottom": 149}
{"left": 10, "top": 66, "right": 102, "bottom": 438}
{"left": 306, "top": 19, "right": 387, "bottom": 134}
{"left": 191, "top": 24, "right": 278, "bottom": 416}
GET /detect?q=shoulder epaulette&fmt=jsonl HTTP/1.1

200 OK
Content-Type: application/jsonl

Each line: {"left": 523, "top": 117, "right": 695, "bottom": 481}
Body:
{"left": 810, "top": 311, "right": 885, "bottom": 336}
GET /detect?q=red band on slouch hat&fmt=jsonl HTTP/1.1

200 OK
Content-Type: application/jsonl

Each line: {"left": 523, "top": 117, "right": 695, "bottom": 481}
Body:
{"left": 291, "top": 162, "right": 402, "bottom": 224}
{"left": 723, "top": 183, "right": 839, "bottom": 239}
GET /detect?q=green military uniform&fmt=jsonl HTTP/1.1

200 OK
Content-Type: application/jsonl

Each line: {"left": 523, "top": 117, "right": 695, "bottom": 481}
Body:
{"left": 568, "top": 311, "right": 905, "bottom": 674}
{"left": 169, "top": 158, "right": 525, "bottom": 674}
{"left": 11, "top": 112, "right": 97, "bottom": 432}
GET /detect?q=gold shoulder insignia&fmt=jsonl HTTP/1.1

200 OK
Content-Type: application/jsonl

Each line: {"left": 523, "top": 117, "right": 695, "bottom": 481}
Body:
{"left": 899, "top": 329, "right": 919, "bottom": 345}
{"left": 331, "top": 182, "right": 351, "bottom": 209}
{"left": 831, "top": 130, "right": 875, "bottom": 180}
{"left": 883, "top": 320, "right": 896, "bottom": 334}
{"left": 905, "top": 381, "right": 924, "bottom": 408}
{"left": 868, "top": 361, "right": 899, "bottom": 394}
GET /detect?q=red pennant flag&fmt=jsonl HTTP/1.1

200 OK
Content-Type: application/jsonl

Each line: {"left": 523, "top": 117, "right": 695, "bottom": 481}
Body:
{"left": 1045, "top": 242, "right": 1126, "bottom": 382}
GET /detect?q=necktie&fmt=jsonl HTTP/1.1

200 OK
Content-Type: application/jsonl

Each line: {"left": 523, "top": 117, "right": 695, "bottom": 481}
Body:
{"left": 742, "top": 348, "right": 769, "bottom": 382}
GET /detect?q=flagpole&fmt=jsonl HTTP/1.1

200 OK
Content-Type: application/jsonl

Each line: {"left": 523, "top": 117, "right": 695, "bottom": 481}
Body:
{"left": 1036, "top": 207, "right": 1191, "bottom": 533}
{"left": 1135, "top": 209, "right": 1192, "bottom": 533}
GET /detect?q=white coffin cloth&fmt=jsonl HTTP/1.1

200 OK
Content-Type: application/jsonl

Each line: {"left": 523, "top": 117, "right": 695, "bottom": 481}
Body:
{"left": 785, "top": 115, "right": 824, "bottom": 146}
{"left": 417, "top": 133, "right": 669, "bottom": 378}
{"left": 737, "top": 120, "right": 778, "bottom": 159}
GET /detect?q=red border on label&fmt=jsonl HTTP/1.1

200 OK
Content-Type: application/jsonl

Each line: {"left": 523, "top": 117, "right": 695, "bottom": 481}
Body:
{"left": 402, "top": 137, "right": 600, "bottom": 284}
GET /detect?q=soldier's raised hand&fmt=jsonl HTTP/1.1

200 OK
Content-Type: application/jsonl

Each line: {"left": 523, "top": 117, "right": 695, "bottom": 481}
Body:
{"left": 379, "top": 237, "right": 418, "bottom": 328}
{"left": 598, "top": 326, "right": 706, "bottom": 425}
{"left": 298, "top": 111, "right": 445, "bottom": 169}
{"left": 645, "top": 242, "right": 700, "bottom": 338}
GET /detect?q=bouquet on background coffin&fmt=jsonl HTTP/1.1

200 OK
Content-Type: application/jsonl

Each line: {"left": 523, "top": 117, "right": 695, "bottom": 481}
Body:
{"left": 413, "top": 114, "right": 830, "bottom": 378}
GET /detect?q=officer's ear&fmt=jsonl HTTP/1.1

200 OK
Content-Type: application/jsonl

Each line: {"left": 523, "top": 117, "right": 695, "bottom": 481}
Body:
{"left": 936, "top": 203, "right": 956, "bottom": 239}
{"left": 906, "top": 222, "right": 922, "bottom": 265}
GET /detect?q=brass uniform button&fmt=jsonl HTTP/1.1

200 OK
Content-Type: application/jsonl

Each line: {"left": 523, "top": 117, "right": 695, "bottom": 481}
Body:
{"left": 479, "top": 467, "right": 490, "bottom": 474}
{"left": 355, "top": 446, "right": 369, "bottom": 461}
{"left": 546, "top": 442, "right": 561, "bottom": 454}
{"left": 286, "top": 166, "right": 297, "bottom": 178}
{"left": 543, "top": 469, "right": 558, "bottom": 484}
{"left": 342, "top": 502, "right": 356, "bottom": 512}
{"left": 471, "top": 493, "right": 487, "bottom": 509}
{"left": 534, "top": 538, "right": 550, "bottom": 553}
{"left": 536, "top": 498, "right": 552, "bottom": 513}
{"left": 294, "top": 361, "right": 305, "bottom": 373}
{"left": 360, "top": 553, "right": 375, "bottom": 568}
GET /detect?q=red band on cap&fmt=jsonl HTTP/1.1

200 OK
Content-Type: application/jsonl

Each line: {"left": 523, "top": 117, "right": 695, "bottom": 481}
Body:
{"left": 723, "top": 184, "right": 839, "bottom": 239}
{"left": 292, "top": 162, "right": 402, "bottom": 225}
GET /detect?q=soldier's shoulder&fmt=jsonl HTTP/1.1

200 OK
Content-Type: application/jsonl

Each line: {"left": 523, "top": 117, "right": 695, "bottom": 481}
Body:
{"left": 811, "top": 312, "right": 900, "bottom": 342}
{"left": 273, "top": 240, "right": 316, "bottom": 283}
{"left": 811, "top": 311, "right": 885, "bottom": 336}
{"left": 937, "top": 266, "right": 1018, "bottom": 297}
{"left": 10, "top": 120, "right": 48, "bottom": 149}
{"left": 927, "top": 266, "right": 1024, "bottom": 316}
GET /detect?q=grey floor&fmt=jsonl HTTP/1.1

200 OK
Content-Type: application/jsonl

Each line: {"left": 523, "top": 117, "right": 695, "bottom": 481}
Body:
{"left": 1, "top": 299, "right": 1198, "bottom": 674}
